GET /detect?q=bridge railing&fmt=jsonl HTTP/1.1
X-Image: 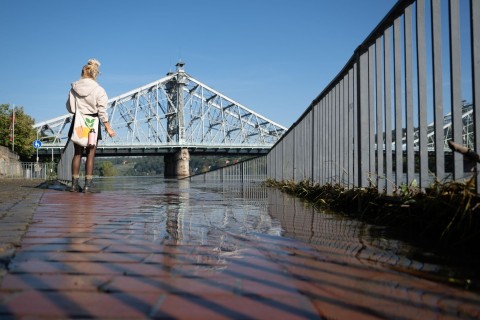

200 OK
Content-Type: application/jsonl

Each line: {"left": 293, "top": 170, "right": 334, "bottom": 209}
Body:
{"left": 267, "top": 0, "right": 480, "bottom": 193}
{"left": 0, "top": 162, "right": 57, "bottom": 180}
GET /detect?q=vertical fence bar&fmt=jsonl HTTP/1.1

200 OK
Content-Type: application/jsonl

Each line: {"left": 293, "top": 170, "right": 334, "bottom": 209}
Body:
{"left": 294, "top": 124, "right": 300, "bottom": 180}
{"left": 327, "top": 92, "right": 332, "bottom": 183}
{"left": 299, "top": 114, "right": 305, "bottom": 181}
{"left": 368, "top": 44, "right": 376, "bottom": 182}
{"left": 280, "top": 137, "right": 284, "bottom": 181}
{"left": 307, "top": 110, "right": 313, "bottom": 181}
{"left": 270, "top": 144, "right": 275, "bottom": 180}
{"left": 272, "top": 147, "right": 276, "bottom": 180}
{"left": 266, "top": 150, "right": 271, "bottom": 179}
{"left": 449, "top": 0, "right": 463, "bottom": 180}
{"left": 317, "top": 100, "right": 322, "bottom": 184}
{"left": 330, "top": 90, "right": 334, "bottom": 184}
{"left": 404, "top": 4, "right": 415, "bottom": 185}
{"left": 323, "top": 93, "right": 332, "bottom": 183}
{"left": 320, "top": 99, "right": 324, "bottom": 184}
{"left": 301, "top": 113, "right": 309, "bottom": 181}
{"left": 348, "top": 68, "right": 355, "bottom": 188}
{"left": 292, "top": 129, "right": 296, "bottom": 181}
{"left": 353, "top": 61, "right": 359, "bottom": 188}
{"left": 342, "top": 75, "right": 348, "bottom": 186}
{"left": 358, "top": 50, "right": 370, "bottom": 187}
{"left": 285, "top": 132, "right": 294, "bottom": 181}
{"left": 335, "top": 84, "right": 341, "bottom": 183}
{"left": 318, "top": 99, "right": 322, "bottom": 184}
{"left": 431, "top": 0, "right": 445, "bottom": 182}
{"left": 278, "top": 142, "right": 282, "bottom": 181}
{"left": 376, "top": 36, "right": 385, "bottom": 192}
{"left": 338, "top": 84, "right": 343, "bottom": 184}
{"left": 472, "top": 0, "right": 480, "bottom": 192}
{"left": 300, "top": 121, "right": 305, "bottom": 180}
{"left": 384, "top": 27, "right": 394, "bottom": 194}
{"left": 322, "top": 97, "right": 327, "bottom": 184}
{"left": 332, "top": 89, "right": 337, "bottom": 183}
{"left": 311, "top": 105, "right": 316, "bottom": 182}
{"left": 394, "top": 16, "right": 403, "bottom": 187}
{"left": 324, "top": 92, "right": 329, "bottom": 183}
{"left": 330, "top": 90, "right": 334, "bottom": 183}
{"left": 416, "top": 0, "right": 428, "bottom": 189}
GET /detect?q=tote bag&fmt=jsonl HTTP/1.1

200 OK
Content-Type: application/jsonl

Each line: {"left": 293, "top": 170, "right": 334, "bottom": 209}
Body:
{"left": 71, "top": 111, "right": 99, "bottom": 147}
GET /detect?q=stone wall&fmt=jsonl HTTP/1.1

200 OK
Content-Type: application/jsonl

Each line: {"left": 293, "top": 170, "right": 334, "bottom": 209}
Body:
{"left": 0, "top": 146, "right": 20, "bottom": 177}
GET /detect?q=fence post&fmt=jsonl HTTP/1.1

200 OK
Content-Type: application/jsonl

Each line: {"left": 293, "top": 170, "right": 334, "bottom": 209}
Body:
{"left": 472, "top": 0, "right": 480, "bottom": 192}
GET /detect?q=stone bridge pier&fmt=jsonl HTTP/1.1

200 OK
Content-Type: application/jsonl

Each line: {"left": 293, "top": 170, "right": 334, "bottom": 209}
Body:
{"left": 164, "top": 148, "right": 190, "bottom": 178}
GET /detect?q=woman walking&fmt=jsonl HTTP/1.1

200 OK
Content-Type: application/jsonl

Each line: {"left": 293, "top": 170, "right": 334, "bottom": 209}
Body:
{"left": 66, "top": 59, "right": 115, "bottom": 192}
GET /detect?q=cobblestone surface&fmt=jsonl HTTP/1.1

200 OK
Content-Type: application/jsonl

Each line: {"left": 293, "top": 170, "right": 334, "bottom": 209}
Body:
{"left": 0, "top": 179, "right": 44, "bottom": 282}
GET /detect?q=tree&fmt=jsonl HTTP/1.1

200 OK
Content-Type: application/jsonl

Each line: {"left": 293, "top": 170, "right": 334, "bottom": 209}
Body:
{"left": 124, "top": 156, "right": 164, "bottom": 176}
{"left": 0, "top": 104, "right": 36, "bottom": 160}
{"left": 98, "top": 161, "right": 117, "bottom": 176}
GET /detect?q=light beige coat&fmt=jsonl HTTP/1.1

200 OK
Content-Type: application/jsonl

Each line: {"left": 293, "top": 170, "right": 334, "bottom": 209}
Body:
{"left": 66, "top": 78, "right": 109, "bottom": 122}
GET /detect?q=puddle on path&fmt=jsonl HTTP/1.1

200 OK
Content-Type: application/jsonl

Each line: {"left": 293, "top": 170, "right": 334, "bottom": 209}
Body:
{"left": 96, "top": 176, "right": 479, "bottom": 293}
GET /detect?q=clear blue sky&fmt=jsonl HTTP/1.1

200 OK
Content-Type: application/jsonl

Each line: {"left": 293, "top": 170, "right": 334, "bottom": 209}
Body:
{"left": 0, "top": 0, "right": 398, "bottom": 128}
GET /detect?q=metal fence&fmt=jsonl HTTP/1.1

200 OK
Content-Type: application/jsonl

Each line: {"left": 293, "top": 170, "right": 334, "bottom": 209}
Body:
{"left": 0, "top": 161, "right": 57, "bottom": 180}
{"left": 267, "top": 0, "right": 480, "bottom": 194}
{"left": 187, "top": 156, "right": 267, "bottom": 183}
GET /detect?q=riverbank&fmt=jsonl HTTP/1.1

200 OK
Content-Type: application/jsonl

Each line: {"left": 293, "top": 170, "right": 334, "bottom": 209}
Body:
{"left": 0, "top": 179, "right": 45, "bottom": 283}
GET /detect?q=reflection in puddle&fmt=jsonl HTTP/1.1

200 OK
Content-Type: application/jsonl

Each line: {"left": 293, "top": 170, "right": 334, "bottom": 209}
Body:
{"left": 266, "top": 187, "right": 478, "bottom": 291}
{"left": 97, "top": 176, "right": 477, "bottom": 291}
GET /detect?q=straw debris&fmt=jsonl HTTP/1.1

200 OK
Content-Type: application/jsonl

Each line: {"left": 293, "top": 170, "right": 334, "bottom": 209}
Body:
{"left": 264, "top": 177, "right": 480, "bottom": 250}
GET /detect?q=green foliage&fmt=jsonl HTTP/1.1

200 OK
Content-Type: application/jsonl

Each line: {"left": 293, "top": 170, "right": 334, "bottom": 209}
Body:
{"left": 97, "top": 161, "right": 117, "bottom": 176}
{"left": 0, "top": 104, "right": 36, "bottom": 160}
{"left": 124, "top": 156, "right": 164, "bottom": 176}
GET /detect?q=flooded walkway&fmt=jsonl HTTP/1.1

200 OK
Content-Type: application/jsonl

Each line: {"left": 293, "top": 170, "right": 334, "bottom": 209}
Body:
{"left": 0, "top": 177, "right": 479, "bottom": 319}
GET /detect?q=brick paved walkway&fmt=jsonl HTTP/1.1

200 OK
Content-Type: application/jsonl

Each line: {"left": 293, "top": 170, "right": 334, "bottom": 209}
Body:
{"left": 1, "top": 187, "right": 480, "bottom": 319}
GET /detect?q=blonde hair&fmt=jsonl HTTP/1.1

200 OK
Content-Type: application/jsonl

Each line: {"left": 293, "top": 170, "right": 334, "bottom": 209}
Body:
{"left": 81, "top": 58, "right": 101, "bottom": 80}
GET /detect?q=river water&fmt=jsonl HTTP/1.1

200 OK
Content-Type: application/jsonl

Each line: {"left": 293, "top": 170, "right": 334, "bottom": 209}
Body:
{"left": 94, "top": 176, "right": 478, "bottom": 293}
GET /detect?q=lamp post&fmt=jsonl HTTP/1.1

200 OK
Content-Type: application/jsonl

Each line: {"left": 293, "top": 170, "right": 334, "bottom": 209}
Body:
{"left": 10, "top": 105, "right": 15, "bottom": 152}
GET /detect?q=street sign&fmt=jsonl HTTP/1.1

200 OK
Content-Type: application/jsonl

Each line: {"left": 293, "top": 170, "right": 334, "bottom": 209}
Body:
{"left": 33, "top": 140, "right": 42, "bottom": 149}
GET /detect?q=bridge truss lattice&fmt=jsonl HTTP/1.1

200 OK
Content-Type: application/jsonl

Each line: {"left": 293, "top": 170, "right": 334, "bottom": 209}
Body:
{"left": 407, "top": 102, "right": 475, "bottom": 152}
{"left": 34, "top": 62, "right": 287, "bottom": 154}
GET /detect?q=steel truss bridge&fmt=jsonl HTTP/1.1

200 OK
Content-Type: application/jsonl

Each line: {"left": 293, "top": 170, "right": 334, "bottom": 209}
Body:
{"left": 397, "top": 102, "right": 474, "bottom": 153}
{"left": 422, "top": 102, "right": 475, "bottom": 152}
{"left": 34, "top": 62, "right": 287, "bottom": 157}
{"left": 33, "top": 61, "right": 473, "bottom": 160}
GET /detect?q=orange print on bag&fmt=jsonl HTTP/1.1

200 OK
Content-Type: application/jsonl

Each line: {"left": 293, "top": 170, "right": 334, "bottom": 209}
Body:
{"left": 75, "top": 126, "right": 90, "bottom": 138}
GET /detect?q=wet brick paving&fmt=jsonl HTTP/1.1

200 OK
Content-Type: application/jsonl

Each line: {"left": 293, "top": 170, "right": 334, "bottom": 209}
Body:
{"left": 0, "top": 180, "right": 479, "bottom": 319}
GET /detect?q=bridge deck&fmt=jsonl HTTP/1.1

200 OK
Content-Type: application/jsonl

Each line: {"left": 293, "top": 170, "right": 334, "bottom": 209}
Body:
{"left": 37, "top": 144, "right": 271, "bottom": 158}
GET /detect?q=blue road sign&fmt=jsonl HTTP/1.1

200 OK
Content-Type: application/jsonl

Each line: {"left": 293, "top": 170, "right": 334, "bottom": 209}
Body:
{"left": 33, "top": 140, "right": 42, "bottom": 149}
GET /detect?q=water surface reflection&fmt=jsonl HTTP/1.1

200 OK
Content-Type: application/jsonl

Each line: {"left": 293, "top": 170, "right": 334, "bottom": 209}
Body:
{"left": 96, "top": 176, "right": 477, "bottom": 291}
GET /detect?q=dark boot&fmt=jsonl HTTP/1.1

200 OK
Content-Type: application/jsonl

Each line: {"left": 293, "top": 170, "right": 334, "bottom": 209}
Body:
{"left": 83, "top": 179, "right": 98, "bottom": 193}
{"left": 69, "top": 178, "right": 82, "bottom": 192}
